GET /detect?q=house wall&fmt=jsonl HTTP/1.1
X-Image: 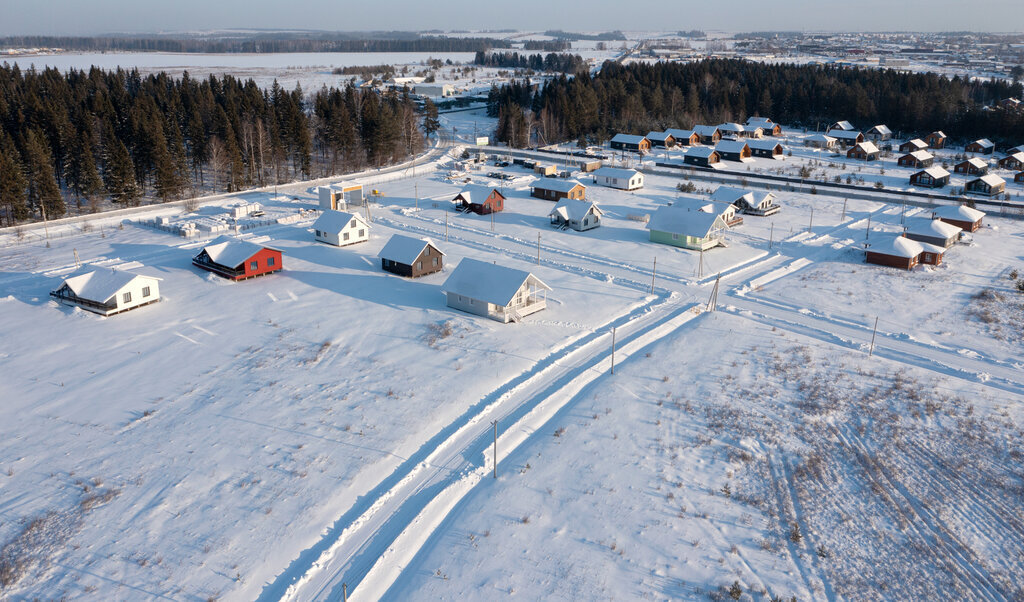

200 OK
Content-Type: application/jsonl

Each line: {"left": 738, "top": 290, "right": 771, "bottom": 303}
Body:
{"left": 110, "top": 278, "right": 162, "bottom": 313}
{"left": 240, "top": 248, "right": 284, "bottom": 279}
{"left": 315, "top": 221, "right": 369, "bottom": 247}
{"left": 904, "top": 232, "right": 954, "bottom": 248}
{"left": 937, "top": 217, "right": 980, "bottom": 232}
{"left": 866, "top": 252, "right": 916, "bottom": 270}
{"left": 446, "top": 291, "right": 499, "bottom": 321}
{"left": 567, "top": 211, "right": 601, "bottom": 231}
{"left": 649, "top": 229, "right": 717, "bottom": 251}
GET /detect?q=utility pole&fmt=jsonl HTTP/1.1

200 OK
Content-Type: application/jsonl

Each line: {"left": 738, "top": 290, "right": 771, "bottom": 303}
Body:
{"left": 415, "top": 183, "right": 418, "bottom": 210}
{"left": 445, "top": 211, "right": 449, "bottom": 242}
{"left": 490, "top": 210, "right": 494, "bottom": 232}
{"left": 808, "top": 207, "right": 814, "bottom": 232}
{"left": 343, "top": 583, "right": 347, "bottom": 602}
{"left": 706, "top": 273, "right": 721, "bottom": 312}
{"left": 536, "top": 233, "right": 541, "bottom": 264}
{"left": 769, "top": 222, "right": 774, "bottom": 249}
{"left": 73, "top": 248, "right": 80, "bottom": 268}
{"left": 900, "top": 200, "right": 906, "bottom": 225}
{"left": 492, "top": 420, "right": 498, "bottom": 479}
{"left": 610, "top": 327, "right": 616, "bottom": 374}
{"left": 841, "top": 198, "right": 848, "bottom": 222}
{"left": 698, "top": 246, "right": 705, "bottom": 279}
{"left": 650, "top": 257, "right": 657, "bottom": 293}
{"left": 868, "top": 316, "right": 879, "bottom": 357}
{"left": 40, "top": 202, "right": 50, "bottom": 248}
{"left": 865, "top": 213, "right": 871, "bottom": 240}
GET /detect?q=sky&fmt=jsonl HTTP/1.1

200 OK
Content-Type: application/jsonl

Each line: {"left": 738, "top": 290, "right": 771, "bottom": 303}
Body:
{"left": 1, "top": 0, "right": 1021, "bottom": 36}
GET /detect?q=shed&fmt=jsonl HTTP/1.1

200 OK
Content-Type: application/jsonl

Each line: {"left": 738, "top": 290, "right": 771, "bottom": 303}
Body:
{"left": 549, "top": 198, "right": 603, "bottom": 231}
{"left": 610, "top": 134, "right": 650, "bottom": 153}
{"left": 592, "top": 167, "right": 644, "bottom": 190}
{"left": 924, "top": 131, "right": 947, "bottom": 149}
{"left": 898, "top": 150, "right": 935, "bottom": 168}
{"left": 903, "top": 218, "right": 962, "bottom": 248}
{"left": 966, "top": 139, "right": 995, "bottom": 154}
{"left": 954, "top": 157, "right": 988, "bottom": 175}
{"left": 932, "top": 204, "right": 985, "bottom": 232}
{"left": 683, "top": 147, "right": 720, "bottom": 167}
{"left": 965, "top": 174, "right": 1006, "bottom": 196}
{"left": 193, "top": 237, "right": 283, "bottom": 280}
{"left": 378, "top": 235, "right": 444, "bottom": 278}
{"left": 51, "top": 267, "right": 161, "bottom": 316}
{"left": 910, "top": 167, "right": 950, "bottom": 189}
{"left": 847, "top": 141, "right": 880, "bottom": 161}
{"left": 454, "top": 186, "right": 505, "bottom": 214}
{"left": 747, "top": 139, "right": 784, "bottom": 159}
{"left": 531, "top": 179, "right": 586, "bottom": 201}
{"left": 441, "top": 258, "right": 551, "bottom": 323}
{"left": 313, "top": 210, "right": 369, "bottom": 247}
{"left": 647, "top": 205, "right": 728, "bottom": 251}
{"left": 715, "top": 140, "right": 752, "bottom": 162}
{"left": 318, "top": 181, "right": 364, "bottom": 211}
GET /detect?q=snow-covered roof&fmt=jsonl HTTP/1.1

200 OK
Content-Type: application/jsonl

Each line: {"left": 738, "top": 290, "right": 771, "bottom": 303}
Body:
{"left": 975, "top": 174, "right": 1005, "bottom": 186}
{"left": 715, "top": 140, "right": 749, "bottom": 153}
{"left": 441, "top": 258, "right": 551, "bottom": 307}
{"left": 313, "top": 210, "right": 365, "bottom": 233}
{"left": 377, "top": 234, "right": 442, "bottom": 265}
{"left": 746, "top": 116, "right": 775, "bottom": 127}
{"left": 904, "top": 150, "right": 934, "bottom": 161}
{"left": 692, "top": 125, "right": 720, "bottom": 137}
{"left": 1004, "top": 151, "right": 1024, "bottom": 162}
{"left": 322, "top": 180, "right": 362, "bottom": 192}
{"left": 960, "top": 157, "right": 988, "bottom": 168}
{"left": 646, "top": 131, "right": 672, "bottom": 142}
{"left": 455, "top": 185, "right": 503, "bottom": 206}
{"left": 58, "top": 267, "right": 160, "bottom": 303}
{"left": 532, "top": 178, "right": 585, "bottom": 193}
{"left": 548, "top": 198, "right": 602, "bottom": 222}
{"left": 902, "top": 138, "right": 928, "bottom": 149}
{"left": 971, "top": 138, "right": 995, "bottom": 148}
{"left": 805, "top": 133, "right": 836, "bottom": 143}
{"left": 717, "top": 122, "right": 744, "bottom": 133}
{"left": 831, "top": 120, "right": 855, "bottom": 130}
{"left": 905, "top": 218, "right": 962, "bottom": 239}
{"left": 853, "top": 141, "right": 880, "bottom": 154}
{"left": 686, "top": 147, "right": 718, "bottom": 159}
{"left": 929, "top": 131, "right": 947, "bottom": 138}
{"left": 199, "top": 236, "right": 278, "bottom": 269}
{"left": 917, "top": 166, "right": 950, "bottom": 179}
{"left": 932, "top": 204, "right": 985, "bottom": 222}
{"left": 748, "top": 139, "right": 783, "bottom": 152}
{"left": 829, "top": 130, "right": 863, "bottom": 140}
{"left": 868, "top": 124, "right": 892, "bottom": 135}
{"left": 709, "top": 186, "right": 753, "bottom": 205}
{"left": 593, "top": 167, "right": 640, "bottom": 180}
{"left": 672, "top": 196, "right": 734, "bottom": 218}
{"left": 647, "top": 206, "right": 725, "bottom": 237}
{"left": 611, "top": 134, "right": 648, "bottom": 145}
{"left": 872, "top": 235, "right": 923, "bottom": 258}
{"left": 664, "top": 128, "right": 695, "bottom": 139}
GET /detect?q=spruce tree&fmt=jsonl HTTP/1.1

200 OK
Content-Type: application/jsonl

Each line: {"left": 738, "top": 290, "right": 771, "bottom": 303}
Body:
{"left": 23, "top": 129, "right": 65, "bottom": 218}
{"left": 0, "top": 144, "right": 29, "bottom": 225}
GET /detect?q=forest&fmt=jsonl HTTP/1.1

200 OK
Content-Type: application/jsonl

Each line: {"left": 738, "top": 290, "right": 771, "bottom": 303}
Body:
{"left": 473, "top": 51, "right": 586, "bottom": 73}
{"left": 0, "top": 65, "right": 429, "bottom": 226}
{"left": 487, "top": 59, "right": 1024, "bottom": 149}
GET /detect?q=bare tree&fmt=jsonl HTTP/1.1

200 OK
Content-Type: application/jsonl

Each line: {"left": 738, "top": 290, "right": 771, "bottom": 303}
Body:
{"left": 207, "top": 136, "right": 226, "bottom": 193}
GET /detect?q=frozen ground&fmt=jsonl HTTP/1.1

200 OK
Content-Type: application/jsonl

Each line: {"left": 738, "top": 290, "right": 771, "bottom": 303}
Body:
{"left": 1, "top": 148, "right": 1023, "bottom": 601}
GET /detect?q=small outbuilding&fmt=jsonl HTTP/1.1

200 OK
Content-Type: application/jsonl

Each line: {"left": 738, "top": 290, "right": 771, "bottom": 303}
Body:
{"left": 378, "top": 235, "right": 444, "bottom": 278}
{"left": 965, "top": 174, "right": 1006, "bottom": 196}
{"left": 610, "top": 134, "right": 650, "bottom": 153}
{"left": 313, "top": 210, "right": 369, "bottom": 247}
{"left": 966, "top": 139, "right": 995, "bottom": 154}
{"left": 847, "top": 141, "right": 880, "bottom": 161}
{"left": 441, "top": 258, "right": 551, "bottom": 323}
{"left": 549, "top": 198, "right": 603, "bottom": 231}
{"left": 531, "top": 179, "right": 586, "bottom": 201}
{"left": 684, "top": 147, "right": 721, "bottom": 167}
{"left": 318, "top": 181, "right": 364, "bottom": 211}
{"left": 454, "top": 186, "right": 506, "bottom": 214}
{"left": 193, "top": 237, "right": 283, "bottom": 281}
{"left": 954, "top": 157, "right": 988, "bottom": 175}
{"left": 932, "top": 204, "right": 985, "bottom": 232}
{"left": 592, "top": 167, "right": 644, "bottom": 190}
{"left": 903, "top": 218, "right": 962, "bottom": 248}
{"left": 910, "top": 167, "right": 950, "bottom": 189}
{"left": 51, "top": 267, "right": 162, "bottom": 316}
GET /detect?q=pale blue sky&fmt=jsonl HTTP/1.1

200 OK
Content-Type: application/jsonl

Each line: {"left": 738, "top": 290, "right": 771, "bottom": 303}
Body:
{"left": 2, "top": 0, "right": 1021, "bottom": 36}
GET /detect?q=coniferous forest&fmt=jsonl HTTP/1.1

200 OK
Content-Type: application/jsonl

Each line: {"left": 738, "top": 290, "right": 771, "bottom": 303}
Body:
{"left": 0, "top": 65, "right": 427, "bottom": 226}
{"left": 488, "top": 59, "right": 1024, "bottom": 148}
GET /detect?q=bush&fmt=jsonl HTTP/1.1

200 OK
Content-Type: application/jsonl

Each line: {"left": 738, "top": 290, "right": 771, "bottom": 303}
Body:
{"left": 789, "top": 523, "right": 803, "bottom": 543}
{"left": 729, "top": 581, "right": 743, "bottom": 600}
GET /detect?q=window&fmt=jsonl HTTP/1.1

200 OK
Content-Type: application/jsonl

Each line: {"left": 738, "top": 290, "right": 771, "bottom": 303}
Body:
{"left": 416, "top": 261, "right": 423, "bottom": 270}
{"left": 350, "top": 219, "right": 356, "bottom": 228}
{"left": 358, "top": 229, "right": 365, "bottom": 237}
{"left": 672, "top": 233, "right": 680, "bottom": 240}
{"left": 267, "top": 256, "right": 275, "bottom": 267}
{"left": 432, "top": 257, "right": 438, "bottom": 266}
{"left": 250, "top": 260, "right": 258, "bottom": 271}
{"left": 315, "top": 230, "right": 321, "bottom": 237}
{"left": 142, "top": 286, "right": 151, "bottom": 298}
{"left": 123, "top": 291, "right": 132, "bottom": 303}
{"left": 343, "top": 232, "right": 350, "bottom": 241}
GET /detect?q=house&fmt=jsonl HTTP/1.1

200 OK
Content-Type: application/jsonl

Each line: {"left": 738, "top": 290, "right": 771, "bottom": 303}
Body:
{"left": 414, "top": 83, "right": 456, "bottom": 97}
{"left": 1008, "top": 145, "right": 1024, "bottom": 155}
{"left": 313, "top": 210, "right": 369, "bottom": 247}
{"left": 193, "top": 237, "right": 283, "bottom": 281}
{"left": 646, "top": 131, "right": 676, "bottom": 148}
{"left": 865, "top": 235, "right": 944, "bottom": 270}
{"left": 924, "top": 131, "right": 947, "bottom": 149}
{"left": 966, "top": 139, "right": 995, "bottom": 154}
{"left": 898, "top": 139, "right": 928, "bottom": 153}
{"left": 454, "top": 186, "right": 505, "bottom": 214}
{"left": 673, "top": 196, "right": 743, "bottom": 227}
{"left": 531, "top": 179, "right": 586, "bottom": 201}
{"left": 692, "top": 125, "right": 722, "bottom": 144}
{"left": 747, "top": 139, "right": 784, "bottom": 159}
{"left": 50, "top": 267, "right": 161, "bottom": 316}
{"left": 710, "top": 186, "right": 781, "bottom": 216}
{"left": 746, "top": 117, "right": 781, "bottom": 136}
{"left": 742, "top": 125, "right": 764, "bottom": 138}
{"left": 829, "top": 120, "right": 855, "bottom": 131}
{"left": 665, "top": 128, "right": 699, "bottom": 146}
{"left": 965, "top": 174, "right": 1006, "bottom": 196}
{"left": 610, "top": 134, "right": 650, "bottom": 153}
{"left": 646, "top": 205, "right": 729, "bottom": 251}
{"left": 932, "top": 204, "right": 985, "bottom": 232}
{"left": 1016, "top": 171, "right": 1024, "bottom": 183}
{"left": 592, "top": 167, "right": 643, "bottom": 191}
{"left": 847, "top": 141, "right": 880, "bottom": 161}
{"left": 828, "top": 130, "right": 865, "bottom": 147}
{"left": 897, "top": 150, "right": 934, "bottom": 168}
{"left": 998, "top": 152, "right": 1024, "bottom": 171}
{"left": 804, "top": 133, "right": 837, "bottom": 149}
{"left": 866, "top": 125, "right": 893, "bottom": 141}
{"left": 378, "top": 235, "right": 444, "bottom": 278}
{"left": 715, "top": 140, "right": 752, "bottom": 162}
{"left": 954, "top": 157, "right": 988, "bottom": 175}
{"left": 549, "top": 198, "right": 603, "bottom": 231}
{"left": 318, "top": 181, "right": 364, "bottom": 211}
{"left": 717, "top": 122, "right": 745, "bottom": 138}
{"left": 904, "top": 218, "right": 962, "bottom": 248}
{"left": 684, "top": 147, "right": 721, "bottom": 167}
{"left": 441, "top": 258, "right": 551, "bottom": 323}
{"left": 909, "top": 167, "right": 950, "bottom": 189}
{"left": 533, "top": 164, "right": 558, "bottom": 176}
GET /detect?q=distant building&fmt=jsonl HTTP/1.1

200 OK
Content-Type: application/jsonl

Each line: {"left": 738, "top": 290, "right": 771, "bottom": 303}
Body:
{"left": 954, "top": 158, "right": 989, "bottom": 175}
{"left": 804, "top": 133, "right": 837, "bottom": 149}
{"left": 646, "top": 131, "right": 676, "bottom": 148}
{"left": 591, "top": 167, "right": 643, "bottom": 190}
{"left": 454, "top": 186, "right": 506, "bottom": 214}
{"left": 829, "top": 120, "right": 856, "bottom": 131}
{"left": 965, "top": 174, "right": 1006, "bottom": 196}
{"left": 899, "top": 139, "right": 929, "bottom": 153}
{"left": 898, "top": 150, "right": 935, "bottom": 169}
{"left": 966, "top": 139, "right": 995, "bottom": 154}
{"left": 710, "top": 186, "right": 781, "bottom": 216}
{"left": 828, "top": 130, "right": 865, "bottom": 147}
{"left": 50, "top": 268, "right": 161, "bottom": 316}
{"left": 866, "top": 124, "right": 893, "bottom": 141}
{"left": 932, "top": 204, "right": 985, "bottom": 232}
{"left": 692, "top": 125, "right": 722, "bottom": 144}
{"left": 924, "top": 131, "right": 947, "bottom": 149}
{"left": 715, "top": 140, "right": 752, "bottom": 162}
{"left": 847, "top": 141, "right": 880, "bottom": 161}
{"left": 909, "top": 167, "right": 950, "bottom": 189}
{"left": 531, "top": 179, "right": 586, "bottom": 201}
{"left": 318, "top": 182, "right": 364, "bottom": 211}
{"left": 665, "top": 128, "right": 699, "bottom": 146}
{"left": 747, "top": 139, "right": 784, "bottom": 159}
{"left": 684, "top": 147, "right": 721, "bottom": 167}
{"left": 609, "top": 134, "right": 650, "bottom": 153}
{"left": 998, "top": 152, "right": 1024, "bottom": 171}
{"left": 548, "top": 198, "right": 603, "bottom": 231}
{"left": 746, "top": 117, "right": 781, "bottom": 136}
{"left": 414, "top": 83, "right": 456, "bottom": 97}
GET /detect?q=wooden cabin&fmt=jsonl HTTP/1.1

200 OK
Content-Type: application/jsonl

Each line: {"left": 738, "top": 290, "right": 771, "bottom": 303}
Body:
{"left": 924, "top": 131, "right": 947, "bottom": 149}
{"left": 610, "top": 134, "right": 650, "bottom": 153}
{"left": 965, "top": 175, "right": 1006, "bottom": 196}
{"left": 715, "top": 140, "right": 752, "bottom": 162}
{"left": 454, "top": 186, "right": 505, "bottom": 215}
{"left": 998, "top": 152, "right": 1024, "bottom": 171}
{"left": 711, "top": 186, "right": 781, "bottom": 216}
{"left": 954, "top": 157, "right": 988, "bottom": 175}
{"left": 1016, "top": 171, "right": 1024, "bottom": 183}
{"left": 866, "top": 125, "right": 893, "bottom": 141}
{"left": 898, "top": 150, "right": 934, "bottom": 169}
{"left": 966, "top": 139, "right": 995, "bottom": 154}
{"left": 441, "top": 258, "right": 551, "bottom": 323}
{"left": 665, "top": 128, "right": 699, "bottom": 146}
{"left": 531, "top": 179, "right": 586, "bottom": 201}
{"left": 684, "top": 147, "right": 720, "bottom": 167}
{"left": 378, "top": 235, "right": 444, "bottom": 278}
{"left": 717, "top": 123, "right": 745, "bottom": 138}
{"left": 646, "top": 131, "right": 676, "bottom": 148}
{"left": 313, "top": 210, "right": 369, "bottom": 247}
{"left": 829, "top": 130, "right": 865, "bottom": 147}
{"left": 847, "top": 141, "right": 880, "bottom": 161}
{"left": 899, "top": 139, "right": 928, "bottom": 153}
{"left": 747, "top": 139, "right": 784, "bottom": 159}
{"left": 50, "top": 268, "right": 161, "bottom": 316}
{"left": 549, "top": 198, "right": 603, "bottom": 231}
{"left": 829, "top": 120, "right": 855, "bottom": 131}
{"left": 909, "top": 167, "right": 950, "bottom": 189}
{"left": 932, "top": 205, "right": 984, "bottom": 232}
{"left": 865, "top": 236, "right": 928, "bottom": 270}
{"left": 804, "top": 133, "right": 837, "bottom": 149}
{"left": 193, "top": 237, "right": 283, "bottom": 281}
{"left": 692, "top": 125, "right": 722, "bottom": 145}
{"left": 904, "top": 218, "right": 962, "bottom": 248}
{"left": 746, "top": 117, "right": 781, "bottom": 136}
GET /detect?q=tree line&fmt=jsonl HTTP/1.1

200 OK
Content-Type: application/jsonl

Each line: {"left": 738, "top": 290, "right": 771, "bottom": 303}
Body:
{"left": 487, "top": 59, "right": 1024, "bottom": 149}
{"left": 0, "top": 64, "right": 428, "bottom": 226}
{"left": 473, "top": 51, "right": 586, "bottom": 73}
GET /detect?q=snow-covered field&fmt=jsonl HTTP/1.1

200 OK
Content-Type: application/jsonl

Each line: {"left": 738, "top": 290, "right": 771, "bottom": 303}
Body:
{"left": 2, "top": 146, "right": 1023, "bottom": 601}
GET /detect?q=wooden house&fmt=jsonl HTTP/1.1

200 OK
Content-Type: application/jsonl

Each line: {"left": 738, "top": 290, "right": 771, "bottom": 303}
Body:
{"left": 534, "top": 164, "right": 558, "bottom": 176}
{"left": 715, "top": 140, "right": 752, "bottom": 162}
{"left": 50, "top": 267, "right": 161, "bottom": 316}
{"left": 193, "top": 237, "right": 283, "bottom": 281}
{"left": 954, "top": 157, "right": 988, "bottom": 175}
{"left": 865, "top": 235, "right": 943, "bottom": 270}
{"left": 646, "top": 131, "right": 676, "bottom": 148}
{"left": 829, "top": 120, "right": 855, "bottom": 131}
{"left": 1008, "top": 145, "right": 1024, "bottom": 155}
{"left": 898, "top": 150, "right": 934, "bottom": 168}
{"left": 665, "top": 128, "right": 699, "bottom": 146}
{"left": 592, "top": 167, "right": 644, "bottom": 190}
{"left": 904, "top": 218, "right": 962, "bottom": 248}
{"left": 441, "top": 258, "right": 551, "bottom": 323}
{"left": 378, "top": 235, "right": 444, "bottom": 278}
{"left": 647, "top": 205, "right": 728, "bottom": 251}
{"left": 899, "top": 139, "right": 928, "bottom": 153}
{"left": 549, "top": 198, "right": 603, "bottom": 231}
{"left": 932, "top": 205, "right": 984, "bottom": 232}
{"left": 847, "top": 141, "right": 880, "bottom": 161}
{"left": 966, "top": 139, "right": 995, "bottom": 154}
{"left": 924, "top": 131, "right": 947, "bottom": 149}
{"left": 313, "top": 210, "right": 369, "bottom": 247}
{"left": 828, "top": 130, "right": 865, "bottom": 147}
{"left": 717, "top": 122, "right": 745, "bottom": 138}
{"left": 318, "top": 181, "right": 364, "bottom": 211}
{"left": 610, "top": 134, "right": 650, "bottom": 153}
{"left": 1016, "top": 171, "right": 1024, "bottom": 183}
{"left": 742, "top": 125, "right": 764, "bottom": 138}
{"left": 866, "top": 124, "right": 893, "bottom": 141}
{"left": 454, "top": 186, "right": 505, "bottom": 214}
{"left": 747, "top": 139, "right": 784, "bottom": 159}
{"left": 711, "top": 186, "right": 780, "bottom": 216}
{"left": 746, "top": 117, "right": 781, "bottom": 136}
{"left": 692, "top": 125, "right": 722, "bottom": 145}
{"left": 965, "top": 174, "right": 1006, "bottom": 196}
{"left": 531, "top": 179, "right": 586, "bottom": 201}
{"left": 998, "top": 152, "right": 1024, "bottom": 171}
{"left": 909, "top": 167, "right": 950, "bottom": 189}
{"left": 804, "top": 133, "right": 837, "bottom": 149}
{"left": 684, "top": 147, "right": 720, "bottom": 167}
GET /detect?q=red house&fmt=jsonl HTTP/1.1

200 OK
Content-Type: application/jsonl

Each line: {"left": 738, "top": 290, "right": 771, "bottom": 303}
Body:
{"left": 453, "top": 186, "right": 505, "bottom": 215}
{"left": 193, "top": 236, "right": 283, "bottom": 281}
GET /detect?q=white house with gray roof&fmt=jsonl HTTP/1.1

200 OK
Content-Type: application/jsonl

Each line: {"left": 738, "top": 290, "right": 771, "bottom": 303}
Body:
{"left": 549, "top": 198, "right": 603, "bottom": 231}
{"left": 441, "top": 258, "right": 552, "bottom": 323}
{"left": 51, "top": 267, "right": 162, "bottom": 316}
{"left": 592, "top": 166, "right": 644, "bottom": 190}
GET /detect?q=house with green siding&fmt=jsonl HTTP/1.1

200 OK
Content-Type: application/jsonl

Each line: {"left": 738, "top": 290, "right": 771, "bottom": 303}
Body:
{"left": 646, "top": 206, "right": 728, "bottom": 251}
